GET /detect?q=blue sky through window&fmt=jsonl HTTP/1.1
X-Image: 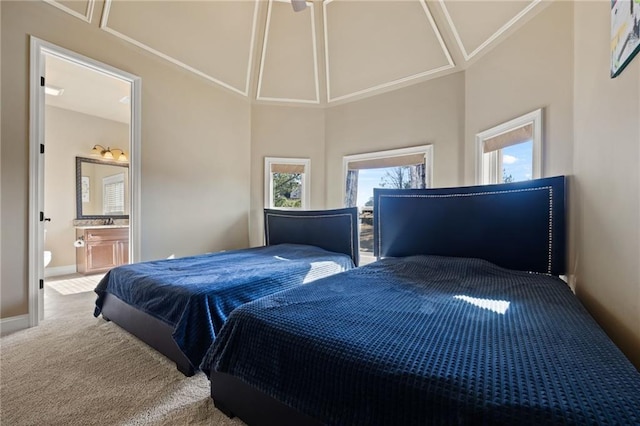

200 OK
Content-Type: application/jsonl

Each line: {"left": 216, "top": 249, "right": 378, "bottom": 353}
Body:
{"left": 355, "top": 141, "right": 533, "bottom": 207}
{"left": 502, "top": 140, "right": 533, "bottom": 182}
{"left": 356, "top": 167, "right": 396, "bottom": 207}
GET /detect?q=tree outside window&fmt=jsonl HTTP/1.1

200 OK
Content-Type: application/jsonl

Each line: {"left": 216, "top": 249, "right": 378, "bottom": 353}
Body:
{"left": 265, "top": 157, "right": 310, "bottom": 210}
{"left": 272, "top": 173, "right": 302, "bottom": 208}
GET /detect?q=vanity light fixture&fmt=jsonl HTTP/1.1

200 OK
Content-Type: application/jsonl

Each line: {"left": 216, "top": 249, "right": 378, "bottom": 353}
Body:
{"left": 91, "top": 144, "right": 128, "bottom": 162}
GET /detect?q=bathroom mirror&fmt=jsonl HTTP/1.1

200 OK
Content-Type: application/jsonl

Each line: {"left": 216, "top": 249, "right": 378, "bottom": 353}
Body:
{"left": 76, "top": 157, "right": 129, "bottom": 219}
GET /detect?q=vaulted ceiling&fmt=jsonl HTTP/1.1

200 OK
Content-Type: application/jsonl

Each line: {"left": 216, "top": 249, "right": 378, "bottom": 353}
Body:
{"left": 44, "top": 0, "right": 549, "bottom": 107}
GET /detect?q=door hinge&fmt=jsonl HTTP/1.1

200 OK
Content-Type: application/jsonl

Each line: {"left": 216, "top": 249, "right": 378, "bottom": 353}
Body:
{"left": 40, "top": 144, "right": 45, "bottom": 154}
{"left": 39, "top": 279, "right": 44, "bottom": 290}
{"left": 40, "top": 76, "right": 45, "bottom": 87}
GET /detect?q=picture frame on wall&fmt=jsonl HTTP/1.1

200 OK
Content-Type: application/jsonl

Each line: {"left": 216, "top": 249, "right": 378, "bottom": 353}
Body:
{"left": 611, "top": 0, "right": 640, "bottom": 78}
{"left": 81, "top": 176, "right": 90, "bottom": 203}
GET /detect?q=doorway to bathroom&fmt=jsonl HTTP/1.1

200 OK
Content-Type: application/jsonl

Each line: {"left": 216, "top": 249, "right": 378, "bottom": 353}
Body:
{"left": 29, "top": 37, "right": 141, "bottom": 325}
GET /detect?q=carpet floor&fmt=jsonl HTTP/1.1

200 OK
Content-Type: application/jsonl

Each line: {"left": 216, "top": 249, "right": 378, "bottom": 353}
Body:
{"left": 0, "top": 290, "right": 245, "bottom": 425}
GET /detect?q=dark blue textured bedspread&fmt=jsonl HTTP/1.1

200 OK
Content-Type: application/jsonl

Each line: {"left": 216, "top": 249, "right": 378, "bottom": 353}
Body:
{"left": 94, "top": 244, "right": 354, "bottom": 370}
{"left": 204, "top": 255, "right": 640, "bottom": 425}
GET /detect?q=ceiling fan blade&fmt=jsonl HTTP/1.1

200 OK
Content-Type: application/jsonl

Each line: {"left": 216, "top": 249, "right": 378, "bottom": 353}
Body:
{"left": 291, "top": 0, "right": 307, "bottom": 12}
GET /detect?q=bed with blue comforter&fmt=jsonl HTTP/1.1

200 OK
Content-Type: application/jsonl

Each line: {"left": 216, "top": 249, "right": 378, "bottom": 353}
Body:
{"left": 205, "top": 255, "right": 640, "bottom": 425}
{"left": 94, "top": 207, "right": 358, "bottom": 375}
{"left": 95, "top": 244, "right": 353, "bottom": 371}
{"left": 205, "top": 177, "right": 640, "bottom": 425}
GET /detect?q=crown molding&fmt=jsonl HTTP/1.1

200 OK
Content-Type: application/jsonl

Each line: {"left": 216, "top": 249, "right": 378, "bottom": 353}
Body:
{"left": 439, "top": 0, "right": 542, "bottom": 61}
{"left": 257, "top": 0, "right": 320, "bottom": 104}
{"left": 42, "top": 0, "right": 95, "bottom": 23}
{"left": 324, "top": 0, "right": 454, "bottom": 104}
{"left": 99, "top": 0, "right": 259, "bottom": 97}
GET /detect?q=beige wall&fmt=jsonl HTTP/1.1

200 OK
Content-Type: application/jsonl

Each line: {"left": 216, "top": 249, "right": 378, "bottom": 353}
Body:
{"left": 464, "top": 1, "right": 574, "bottom": 184}
{"left": 44, "top": 106, "right": 129, "bottom": 269}
{"left": 1, "top": 1, "right": 251, "bottom": 318}
{"left": 0, "top": 0, "right": 3, "bottom": 314}
{"left": 573, "top": 1, "right": 640, "bottom": 367}
{"left": 324, "top": 72, "right": 466, "bottom": 207}
{"left": 137, "top": 54, "right": 251, "bottom": 261}
{"left": 249, "top": 105, "right": 325, "bottom": 246}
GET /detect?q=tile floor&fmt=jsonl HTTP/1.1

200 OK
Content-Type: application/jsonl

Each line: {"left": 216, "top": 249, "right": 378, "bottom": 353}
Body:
{"left": 44, "top": 273, "right": 103, "bottom": 318}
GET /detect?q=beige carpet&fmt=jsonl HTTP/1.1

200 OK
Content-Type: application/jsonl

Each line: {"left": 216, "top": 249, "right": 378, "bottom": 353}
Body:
{"left": 0, "top": 291, "right": 245, "bottom": 426}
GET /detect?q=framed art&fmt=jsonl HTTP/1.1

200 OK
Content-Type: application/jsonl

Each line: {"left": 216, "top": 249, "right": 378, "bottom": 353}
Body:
{"left": 81, "top": 176, "right": 90, "bottom": 203}
{"left": 611, "top": 0, "right": 640, "bottom": 78}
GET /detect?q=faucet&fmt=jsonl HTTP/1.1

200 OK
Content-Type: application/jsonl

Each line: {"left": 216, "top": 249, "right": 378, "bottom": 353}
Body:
{"left": 104, "top": 217, "right": 114, "bottom": 225}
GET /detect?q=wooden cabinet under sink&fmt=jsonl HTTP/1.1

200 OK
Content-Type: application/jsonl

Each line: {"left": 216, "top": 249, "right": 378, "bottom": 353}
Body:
{"left": 76, "top": 227, "right": 129, "bottom": 274}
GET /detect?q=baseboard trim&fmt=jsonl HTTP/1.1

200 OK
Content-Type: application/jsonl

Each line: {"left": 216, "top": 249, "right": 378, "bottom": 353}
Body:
{"left": 0, "top": 314, "right": 30, "bottom": 336}
{"left": 45, "top": 264, "right": 76, "bottom": 278}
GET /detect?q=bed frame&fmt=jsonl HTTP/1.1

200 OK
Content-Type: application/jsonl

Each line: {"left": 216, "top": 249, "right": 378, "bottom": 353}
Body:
{"left": 99, "top": 207, "right": 358, "bottom": 376}
{"left": 210, "top": 176, "right": 567, "bottom": 423}
{"left": 264, "top": 208, "right": 359, "bottom": 266}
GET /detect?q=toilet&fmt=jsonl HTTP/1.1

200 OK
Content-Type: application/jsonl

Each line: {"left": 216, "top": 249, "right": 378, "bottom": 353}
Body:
{"left": 44, "top": 229, "right": 52, "bottom": 267}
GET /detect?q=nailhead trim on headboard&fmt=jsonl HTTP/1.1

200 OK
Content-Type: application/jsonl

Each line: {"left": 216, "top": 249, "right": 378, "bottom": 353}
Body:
{"left": 377, "top": 185, "right": 555, "bottom": 274}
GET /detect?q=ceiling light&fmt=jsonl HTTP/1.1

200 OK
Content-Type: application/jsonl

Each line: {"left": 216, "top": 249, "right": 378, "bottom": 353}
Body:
{"left": 291, "top": 0, "right": 307, "bottom": 12}
{"left": 44, "top": 85, "right": 64, "bottom": 96}
{"left": 90, "top": 144, "right": 128, "bottom": 162}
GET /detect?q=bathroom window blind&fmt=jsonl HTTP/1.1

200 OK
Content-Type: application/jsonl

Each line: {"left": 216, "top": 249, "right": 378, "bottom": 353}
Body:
{"left": 102, "top": 174, "right": 125, "bottom": 215}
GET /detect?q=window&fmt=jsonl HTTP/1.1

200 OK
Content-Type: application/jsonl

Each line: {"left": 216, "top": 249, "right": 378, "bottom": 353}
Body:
{"left": 343, "top": 145, "right": 433, "bottom": 264}
{"left": 476, "top": 109, "right": 542, "bottom": 184}
{"left": 102, "top": 173, "right": 125, "bottom": 215}
{"left": 264, "top": 157, "right": 310, "bottom": 209}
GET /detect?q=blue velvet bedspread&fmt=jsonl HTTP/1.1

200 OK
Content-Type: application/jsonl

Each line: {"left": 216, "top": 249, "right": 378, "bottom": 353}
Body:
{"left": 204, "top": 255, "right": 640, "bottom": 425}
{"left": 94, "top": 244, "right": 354, "bottom": 370}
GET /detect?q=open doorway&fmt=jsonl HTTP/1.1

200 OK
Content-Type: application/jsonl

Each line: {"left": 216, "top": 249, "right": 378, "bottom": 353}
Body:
{"left": 29, "top": 38, "right": 141, "bottom": 325}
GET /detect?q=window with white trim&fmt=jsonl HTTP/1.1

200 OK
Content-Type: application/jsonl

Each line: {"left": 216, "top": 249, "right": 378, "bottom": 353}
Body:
{"left": 343, "top": 145, "right": 433, "bottom": 264}
{"left": 476, "top": 109, "right": 542, "bottom": 185}
{"left": 102, "top": 173, "right": 125, "bottom": 215}
{"left": 264, "top": 157, "right": 310, "bottom": 209}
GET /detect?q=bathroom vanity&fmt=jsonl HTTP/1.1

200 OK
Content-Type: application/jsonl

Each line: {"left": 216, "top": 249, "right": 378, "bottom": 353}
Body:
{"left": 75, "top": 226, "right": 129, "bottom": 274}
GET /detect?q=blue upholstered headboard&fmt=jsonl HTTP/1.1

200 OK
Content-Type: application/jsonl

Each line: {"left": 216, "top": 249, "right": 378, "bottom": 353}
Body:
{"left": 373, "top": 176, "right": 566, "bottom": 275}
{"left": 264, "top": 207, "right": 359, "bottom": 266}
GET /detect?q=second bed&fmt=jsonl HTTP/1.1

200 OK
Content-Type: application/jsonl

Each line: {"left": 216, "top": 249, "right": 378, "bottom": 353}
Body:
{"left": 94, "top": 207, "right": 358, "bottom": 375}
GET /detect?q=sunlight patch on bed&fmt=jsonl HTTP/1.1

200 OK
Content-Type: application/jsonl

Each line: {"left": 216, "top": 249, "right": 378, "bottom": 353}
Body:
{"left": 454, "top": 295, "right": 510, "bottom": 314}
{"left": 273, "top": 256, "right": 291, "bottom": 261}
{"left": 303, "top": 261, "right": 344, "bottom": 284}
